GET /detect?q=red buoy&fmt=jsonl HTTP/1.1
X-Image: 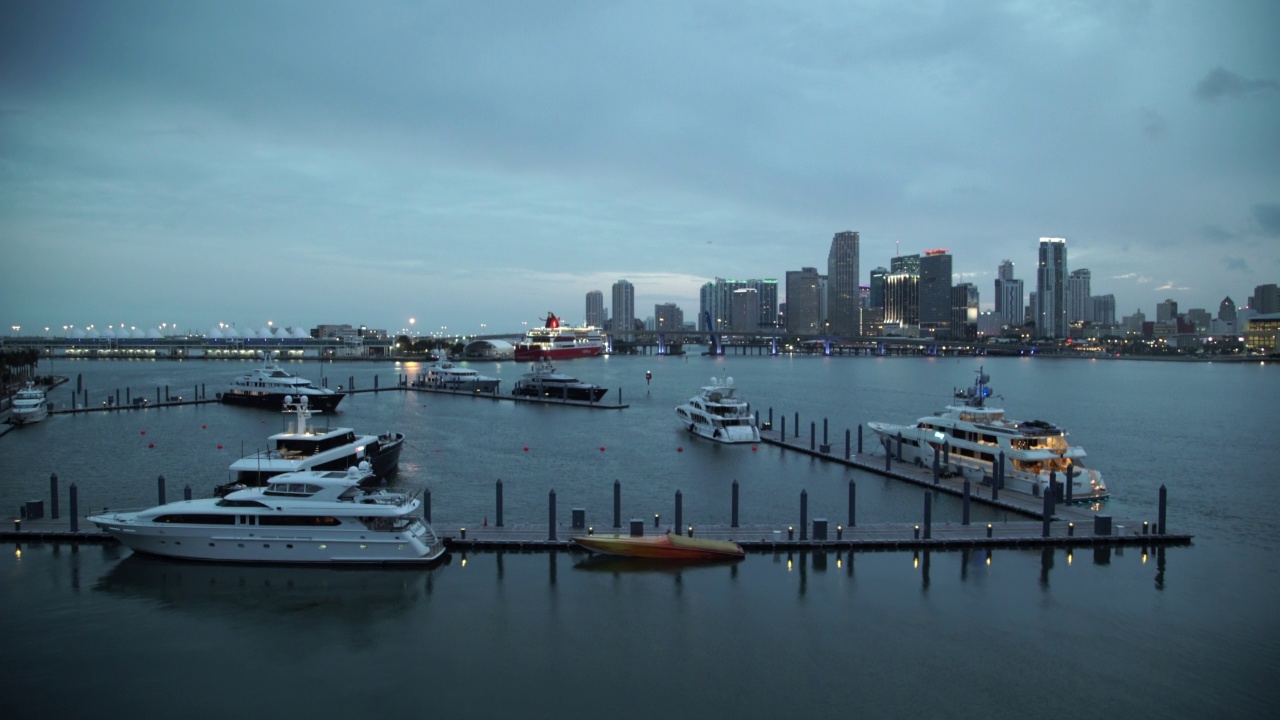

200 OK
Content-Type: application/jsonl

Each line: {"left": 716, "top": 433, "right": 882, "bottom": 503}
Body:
{"left": 523, "top": 446, "right": 529, "bottom": 452}
{"left": 677, "top": 447, "right": 684, "bottom": 453}
{"left": 147, "top": 443, "right": 154, "bottom": 448}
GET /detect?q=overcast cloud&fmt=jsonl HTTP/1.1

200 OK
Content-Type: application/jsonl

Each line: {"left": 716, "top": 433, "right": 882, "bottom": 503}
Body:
{"left": 2, "top": 0, "right": 1277, "bottom": 337}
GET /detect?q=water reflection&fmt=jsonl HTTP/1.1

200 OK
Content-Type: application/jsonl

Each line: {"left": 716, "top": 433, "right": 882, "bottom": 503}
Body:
{"left": 571, "top": 553, "right": 742, "bottom": 576}
{"left": 94, "top": 553, "right": 444, "bottom": 620}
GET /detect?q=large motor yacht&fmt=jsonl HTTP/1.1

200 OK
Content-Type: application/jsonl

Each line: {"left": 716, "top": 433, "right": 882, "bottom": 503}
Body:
{"left": 867, "top": 367, "right": 1107, "bottom": 500}
{"left": 415, "top": 360, "right": 500, "bottom": 393}
{"left": 89, "top": 465, "right": 445, "bottom": 564}
{"left": 220, "top": 352, "right": 344, "bottom": 412}
{"left": 8, "top": 381, "right": 49, "bottom": 425}
{"left": 675, "top": 373, "right": 760, "bottom": 444}
{"left": 216, "top": 396, "right": 403, "bottom": 495}
{"left": 511, "top": 359, "right": 609, "bottom": 402}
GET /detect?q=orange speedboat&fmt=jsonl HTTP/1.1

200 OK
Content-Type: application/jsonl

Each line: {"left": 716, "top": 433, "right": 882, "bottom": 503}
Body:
{"left": 571, "top": 532, "right": 745, "bottom": 561}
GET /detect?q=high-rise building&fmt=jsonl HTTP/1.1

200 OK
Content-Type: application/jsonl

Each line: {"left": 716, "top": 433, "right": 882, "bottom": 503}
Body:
{"left": 1219, "top": 297, "right": 1237, "bottom": 323}
{"left": 1090, "top": 294, "right": 1116, "bottom": 326}
{"left": 1036, "top": 237, "right": 1068, "bottom": 338}
{"left": 585, "top": 290, "right": 605, "bottom": 328}
{"left": 730, "top": 290, "right": 759, "bottom": 333}
{"left": 951, "top": 283, "right": 979, "bottom": 340}
{"left": 891, "top": 253, "right": 920, "bottom": 275}
{"left": 1254, "top": 284, "right": 1279, "bottom": 314}
{"left": 1185, "top": 308, "right": 1212, "bottom": 333}
{"left": 1067, "top": 269, "right": 1091, "bottom": 323}
{"left": 699, "top": 278, "right": 778, "bottom": 332}
{"left": 654, "top": 303, "right": 683, "bottom": 332}
{"left": 919, "top": 249, "right": 952, "bottom": 338}
{"left": 994, "top": 259, "right": 1015, "bottom": 316}
{"left": 869, "top": 267, "right": 888, "bottom": 310}
{"left": 612, "top": 279, "right": 635, "bottom": 335}
{"left": 1000, "top": 279, "right": 1025, "bottom": 327}
{"left": 884, "top": 271, "right": 919, "bottom": 329}
{"left": 1157, "top": 299, "right": 1179, "bottom": 323}
{"left": 826, "top": 231, "right": 861, "bottom": 336}
{"left": 784, "top": 267, "right": 823, "bottom": 335}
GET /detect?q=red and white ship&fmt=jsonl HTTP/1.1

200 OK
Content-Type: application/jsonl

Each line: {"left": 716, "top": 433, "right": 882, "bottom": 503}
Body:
{"left": 513, "top": 312, "right": 605, "bottom": 361}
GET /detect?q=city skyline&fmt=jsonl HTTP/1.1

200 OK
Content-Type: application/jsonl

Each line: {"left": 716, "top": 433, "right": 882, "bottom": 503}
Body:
{"left": 2, "top": 2, "right": 1277, "bottom": 336}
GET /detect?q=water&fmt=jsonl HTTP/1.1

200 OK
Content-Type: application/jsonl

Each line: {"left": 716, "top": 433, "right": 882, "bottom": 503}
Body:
{"left": 2, "top": 355, "right": 1278, "bottom": 718}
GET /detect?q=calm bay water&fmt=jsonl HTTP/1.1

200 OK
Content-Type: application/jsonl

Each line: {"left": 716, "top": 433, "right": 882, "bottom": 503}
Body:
{"left": 2, "top": 354, "right": 1277, "bottom": 718}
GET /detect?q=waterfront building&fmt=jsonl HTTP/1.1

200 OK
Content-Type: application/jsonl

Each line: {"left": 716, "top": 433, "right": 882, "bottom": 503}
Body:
{"left": 585, "top": 290, "right": 605, "bottom": 328}
{"left": 1254, "top": 284, "right": 1279, "bottom": 314}
{"left": 869, "top": 267, "right": 888, "bottom": 311}
{"left": 1068, "top": 269, "right": 1091, "bottom": 323}
{"left": 654, "top": 303, "right": 683, "bottom": 333}
{"left": 826, "top": 231, "right": 861, "bottom": 337}
{"left": 699, "top": 278, "right": 778, "bottom": 332}
{"left": 1036, "top": 237, "right": 1068, "bottom": 339}
{"left": 950, "top": 283, "right": 979, "bottom": 340}
{"left": 918, "top": 249, "right": 952, "bottom": 338}
{"left": 1157, "top": 299, "right": 1179, "bottom": 324}
{"left": 1000, "top": 278, "right": 1025, "bottom": 328}
{"left": 1122, "top": 309, "right": 1146, "bottom": 337}
{"left": 612, "top": 279, "right": 635, "bottom": 336}
{"left": 730, "top": 290, "right": 759, "bottom": 333}
{"left": 883, "top": 270, "right": 919, "bottom": 330}
{"left": 1245, "top": 313, "right": 1280, "bottom": 353}
{"left": 994, "top": 259, "right": 1015, "bottom": 318}
{"left": 1185, "top": 308, "right": 1211, "bottom": 333}
{"left": 1219, "top": 296, "right": 1237, "bottom": 323}
{"left": 785, "top": 267, "right": 823, "bottom": 335}
{"left": 977, "top": 310, "right": 1001, "bottom": 337}
{"left": 1091, "top": 294, "right": 1116, "bottom": 327}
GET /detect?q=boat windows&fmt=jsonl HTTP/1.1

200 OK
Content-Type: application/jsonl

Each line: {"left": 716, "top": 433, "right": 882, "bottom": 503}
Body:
{"left": 258, "top": 515, "right": 341, "bottom": 527}
{"left": 153, "top": 513, "right": 236, "bottom": 525}
{"left": 216, "top": 499, "right": 271, "bottom": 508}
{"left": 263, "top": 483, "right": 324, "bottom": 496}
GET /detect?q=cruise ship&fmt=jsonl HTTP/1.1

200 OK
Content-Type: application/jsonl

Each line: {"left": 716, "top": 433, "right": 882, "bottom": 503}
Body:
{"left": 513, "top": 312, "right": 604, "bottom": 361}
{"left": 867, "top": 367, "right": 1107, "bottom": 500}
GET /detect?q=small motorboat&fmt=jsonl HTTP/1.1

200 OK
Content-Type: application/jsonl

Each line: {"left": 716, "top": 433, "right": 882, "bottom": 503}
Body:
{"left": 571, "top": 532, "right": 745, "bottom": 561}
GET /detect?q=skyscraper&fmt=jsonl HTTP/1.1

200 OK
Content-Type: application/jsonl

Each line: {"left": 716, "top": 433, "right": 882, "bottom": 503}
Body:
{"left": 1219, "top": 297, "right": 1236, "bottom": 323}
{"left": 654, "top": 303, "right": 683, "bottom": 332}
{"left": 1036, "top": 238, "right": 1068, "bottom": 338}
{"left": 1254, "top": 284, "right": 1279, "bottom": 314}
{"left": 585, "top": 290, "right": 604, "bottom": 328}
{"left": 612, "top": 279, "right": 635, "bottom": 335}
{"left": 1067, "top": 269, "right": 1091, "bottom": 323}
{"left": 784, "top": 267, "right": 823, "bottom": 335}
{"left": 730, "top": 289, "right": 759, "bottom": 333}
{"left": 951, "top": 283, "right": 979, "bottom": 340}
{"left": 1157, "top": 299, "right": 1179, "bottom": 323}
{"left": 1000, "top": 279, "right": 1025, "bottom": 327}
{"left": 994, "top": 259, "right": 1015, "bottom": 317}
{"left": 1091, "top": 294, "right": 1116, "bottom": 326}
{"left": 918, "top": 249, "right": 952, "bottom": 338}
{"left": 826, "top": 231, "right": 860, "bottom": 336}
{"left": 869, "top": 267, "right": 888, "bottom": 310}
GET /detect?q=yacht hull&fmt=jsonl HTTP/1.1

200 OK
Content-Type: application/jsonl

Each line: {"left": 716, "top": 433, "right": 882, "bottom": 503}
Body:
{"left": 220, "top": 390, "right": 344, "bottom": 413}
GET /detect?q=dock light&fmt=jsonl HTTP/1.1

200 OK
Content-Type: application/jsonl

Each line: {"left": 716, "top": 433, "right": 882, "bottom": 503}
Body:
{"left": 688, "top": 525, "right": 694, "bottom": 537}
{"left": 460, "top": 527, "right": 466, "bottom": 540}
{"left": 913, "top": 524, "right": 920, "bottom": 539}
{"left": 13, "top": 519, "right": 19, "bottom": 532}
{"left": 587, "top": 527, "right": 594, "bottom": 536}
{"left": 837, "top": 524, "right": 843, "bottom": 540}
{"left": 986, "top": 523, "right": 993, "bottom": 538}
{"left": 788, "top": 526, "right": 794, "bottom": 541}
{"left": 1068, "top": 522, "right": 1075, "bottom": 537}
{"left": 1142, "top": 521, "right": 1149, "bottom": 536}
{"left": 654, "top": 513, "right": 660, "bottom": 527}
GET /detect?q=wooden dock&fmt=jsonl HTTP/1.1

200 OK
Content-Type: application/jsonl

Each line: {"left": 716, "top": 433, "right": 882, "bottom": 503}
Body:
{"left": 0, "top": 515, "right": 1191, "bottom": 553}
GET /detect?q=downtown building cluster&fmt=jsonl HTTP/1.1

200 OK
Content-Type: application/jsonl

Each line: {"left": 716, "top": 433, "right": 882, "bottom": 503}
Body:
{"left": 580, "top": 235, "right": 1280, "bottom": 352}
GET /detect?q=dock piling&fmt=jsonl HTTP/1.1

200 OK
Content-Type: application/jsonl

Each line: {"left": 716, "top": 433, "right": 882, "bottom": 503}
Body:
{"left": 50, "top": 474, "right": 59, "bottom": 519}
{"left": 70, "top": 484, "right": 79, "bottom": 533}
{"left": 157, "top": 475, "right": 166, "bottom": 505}
{"left": 423, "top": 488, "right": 431, "bottom": 522}
{"left": 1158, "top": 485, "right": 1167, "bottom": 535}
{"left": 731, "top": 480, "right": 740, "bottom": 528}
{"left": 962, "top": 478, "right": 971, "bottom": 526}
{"left": 675, "top": 490, "right": 683, "bottom": 536}
{"left": 183, "top": 485, "right": 192, "bottom": 501}
{"left": 848, "top": 479, "right": 856, "bottom": 527}
{"left": 923, "top": 491, "right": 932, "bottom": 539}
{"left": 613, "top": 479, "right": 621, "bottom": 528}
{"left": 800, "top": 490, "right": 808, "bottom": 541}
{"left": 857, "top": 424, "right": 863, "bottom": 454}
{"left": 547, "top": 489, "right": 556, "bottom": 541}
{"left": 496, "top": 479, "right": 504, "bottom": 527}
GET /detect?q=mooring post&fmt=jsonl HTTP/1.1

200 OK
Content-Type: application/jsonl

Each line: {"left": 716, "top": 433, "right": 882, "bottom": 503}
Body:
{"left": 1065, "top": 464, "right": 1074, "bottom": 503}
{"left": 781, "top": 416, "right": 787, "bottom": 439}
{"left": 50, "top": 473, "right": 59, "bottom": 519}
{"left": 495, "top": 479, "right": 504, "bottom": 526}
{"left": 1047, "top": 475, "right": 1057, "bottom": 519}
{"left": 810, "top": 421, "right": 815, "bottom": 451}
{"left": 857, "top": 424, "right": 863, "bottom": 454}
{"left": 1158, "top": 484, "right": 1167, "bottom": 535}
{"left": 548, "top": 489, "right": 557, "bottom": 541}
{"left": 994, "top": 452, "right": 1004, "bottom": 501}
{"left": 613, "top": 479, "right": 621, "bottom": 528}
{"left": 932, "top": 444, "right": 940, "bottom": 483}
{"left": 674, "top": 490, "right": 683, "bottom": 536}
{"left": 848, "top": 479, "right": 856, "bottom": 527}
{"left": 800, "top": 490, "right": 808, "bottom": 541}
{"left": 923, "top": 491, "right": 932, "bottom": 539}
{"left": 69, "top": 484, "right": 79, "bottom": 533}
{"left": 962, "top": 478, "right": 971, "bottom": 526}
{"left": 731, "top": 479, "right": 740, "bottom": 528}
{"left": 896, "top": 432, "right": 903, "bottom": 461}
{"left": 157, "top": 475, "right": 166, "bottom": 505}
{"left": 1042, "top": 485, "right": 1052, "bottom": 538}
{"left": 793, "top": 412, "right": 798, "bottom": 440}
{"left": 768, "top": 407, "right": 773, "bottom": 429}
{"left": 943, "top": 440, "right": 950, "bottom": 467}
{"left": 845, "top": 428, "right": 851, "bottom": 460}
{"left": 884, "top": 437, "right": 892, "bottom": 471}
{"left": 823, "top": 418, "right": 829, "bottom": 447}
{"left": 183, "top": 485, "right": 192, "bottom": 501}
{"left": 423, "top": 488, "right": 431, "bottom": 522}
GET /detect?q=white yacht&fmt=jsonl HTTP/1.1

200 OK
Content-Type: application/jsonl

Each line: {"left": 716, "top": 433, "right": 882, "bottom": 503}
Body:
{"left": 89, "top": 465, "right": 445, "bottom": 564}
{"left": 867, "top": 367, "right": 1107, "bottom": 500}
{"left": 675, "top": 373, "right": 760, "bottom": 444}
{"left": 8, "top": 382, "right": 49, "bottom": 425}
{"left": 220, "top": 352, "right": 344, "bottom": 412}
{"left": 217, "top": 397, "right": 403, "bottom": 495}
{"left": 511, "top": 359, "right": 609, "bottom": 402}
{"left": 416, "top": 360, "right": 500, "bottom": 393}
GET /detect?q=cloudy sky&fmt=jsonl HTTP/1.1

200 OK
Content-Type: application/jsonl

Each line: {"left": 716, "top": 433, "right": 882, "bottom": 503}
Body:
{"left": 2, "top": 0, "right": 1277, "bottom": 337}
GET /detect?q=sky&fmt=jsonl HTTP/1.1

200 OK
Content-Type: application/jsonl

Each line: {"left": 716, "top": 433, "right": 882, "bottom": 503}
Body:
{"left": 2, "top": 0, "right": 1277, "bottom": 338}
